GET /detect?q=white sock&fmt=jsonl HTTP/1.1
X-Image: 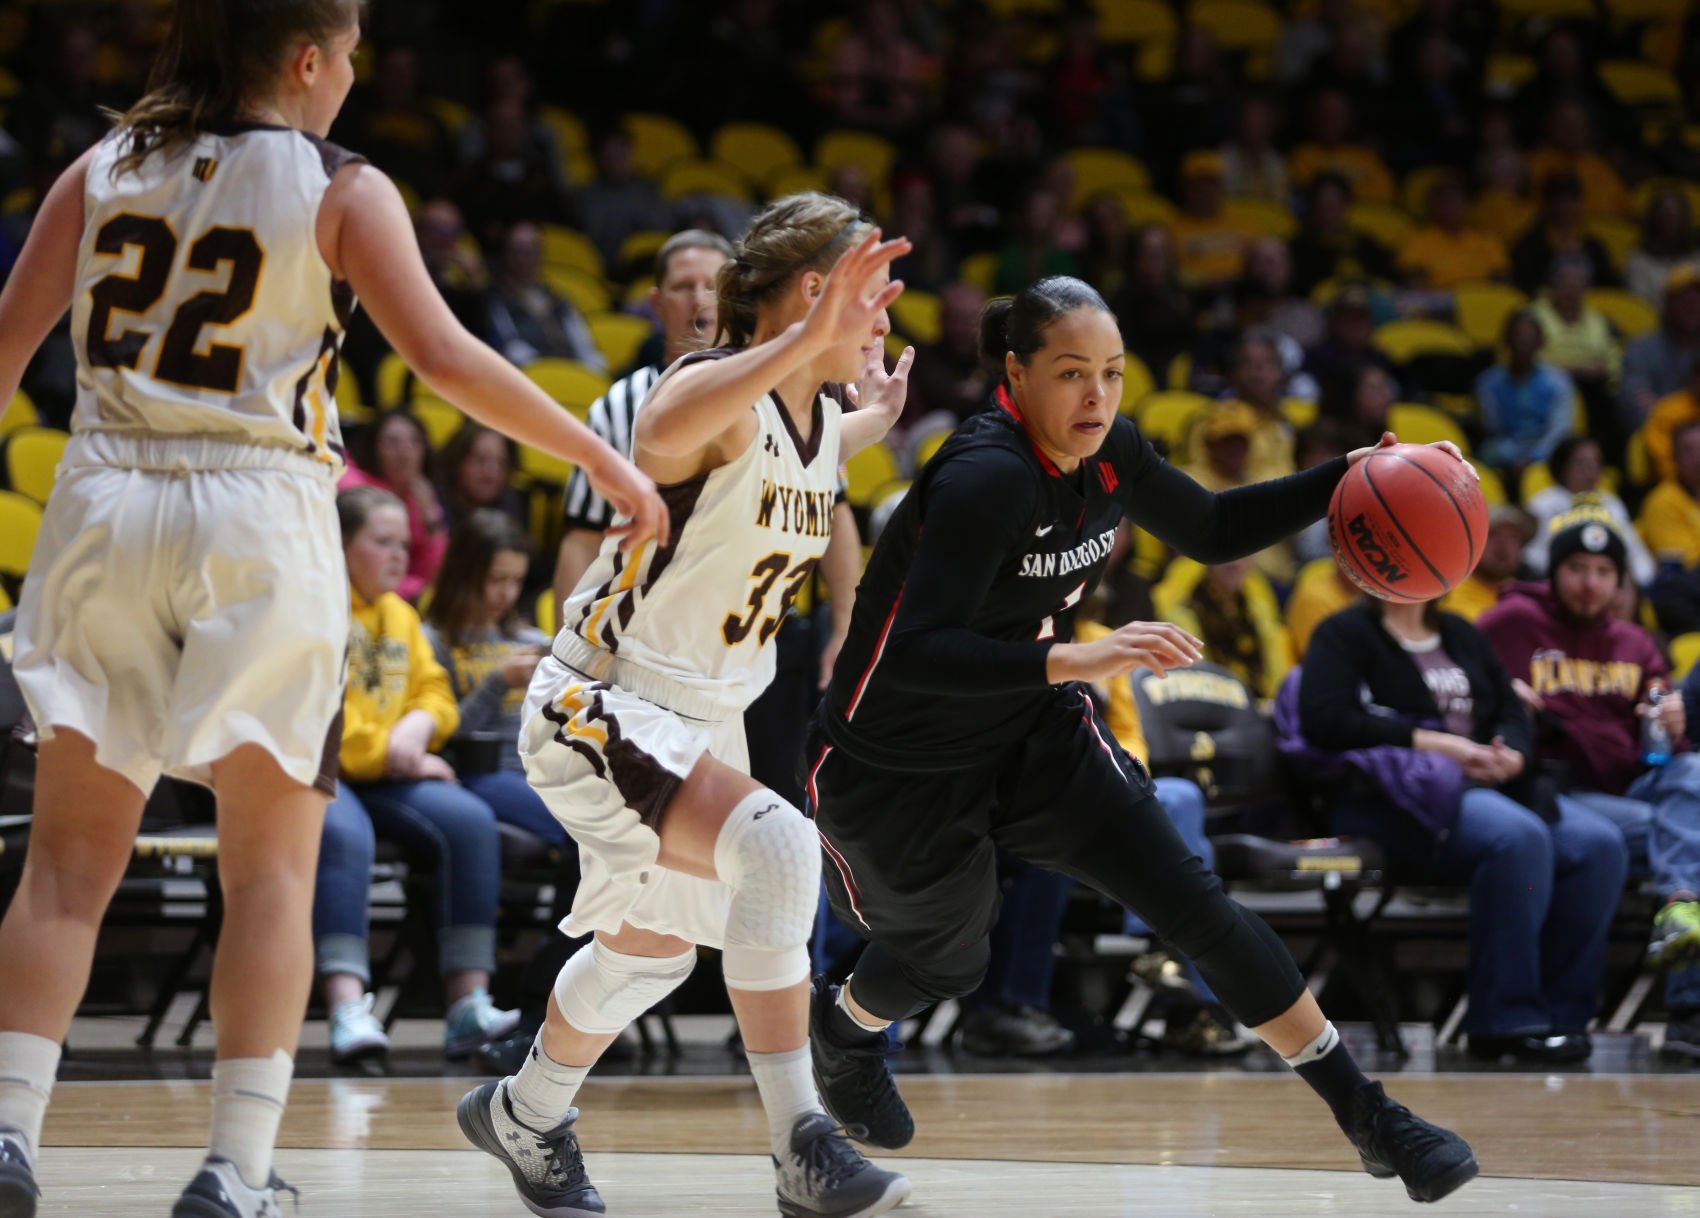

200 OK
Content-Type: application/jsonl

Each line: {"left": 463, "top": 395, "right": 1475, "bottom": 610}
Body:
{"left": 508, "top": 1033, "right": 590, "bottom": 1132}
{"left": 838, "top": 980, "right": 889, "bottom": 1033}
{"left": 746, "top": 1045, "right": 825, "bottom": 1158}
{"left": 208, "top": 1050, "right": 293, "bottom": 1189}
{"left": 1281, "top": 1020, "right": 1341, "bottom": 1069}
{"left": 0, "top": 1032, "right": 61, "bottom": 1161}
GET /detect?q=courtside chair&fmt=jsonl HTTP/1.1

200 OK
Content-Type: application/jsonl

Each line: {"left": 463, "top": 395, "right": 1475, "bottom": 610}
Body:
{"left": 1118, "top": 352, "right": 1156, "bottom": 415}
{"left": 1373, "top": 319, "right": 1477, "bottom": 365}
{"left": 1599, "top": 59, "right": 1683, "bottom": 109}
{"left": 615, "top": 230, "right": 674, "bottom": 279}
{"left": 844, "top": 441, "right": 901, "bottom": 508}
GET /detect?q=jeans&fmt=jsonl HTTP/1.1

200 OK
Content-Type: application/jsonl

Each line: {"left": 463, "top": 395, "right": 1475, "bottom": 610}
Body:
{"left": 1336, "top": 788, "right": 1629, "bottom": 1035}
{"left": 462, "top": 767, "right": 566, "bottom": 845}
{"left": 1124, "top": 777, "right": 1220, "bottom": 1005}
{"left": 970, "top": 853, "right": 1074, "bottom": 1012}
{"left": 1569, "top": 751, "right": 1700, "bottom": 1010}
{"left": 311, "top": 778, "right": 502, "bottom": 982}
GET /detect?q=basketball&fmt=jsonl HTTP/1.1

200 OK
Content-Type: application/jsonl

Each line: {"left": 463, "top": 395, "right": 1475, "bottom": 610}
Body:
{"left": 1327, "top": 443, "right": 1488, "bottom": 604}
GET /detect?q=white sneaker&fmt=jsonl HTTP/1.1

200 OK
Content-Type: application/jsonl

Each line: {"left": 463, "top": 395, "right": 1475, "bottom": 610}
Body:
{"left": 329, "top": 994, "right": 390, "bottom": 1065}
{"left": 0, "top": 1124, "right": 40, "bottom": 1218}
{"left": 171, "top": 1156, "right": 297, "bottom": 1218}
{"left": 444, "top": 987, "right": 520, "bottom": 1059}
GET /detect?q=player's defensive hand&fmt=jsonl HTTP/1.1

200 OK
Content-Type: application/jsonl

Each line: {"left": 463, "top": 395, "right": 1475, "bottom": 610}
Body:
{"left": 1346, "top": 431, "right": 1475, "bottom": 478}
{"left": 1047, "top": 621, "right": 1203, "bottom": 685}
{"left": 800, "top": 227, "right": 911, "bottom": 354}
{"left": 845, "top": 342, "right": 915, "bottom": 429}
{"left": 588, "top": 453, "right": 670, "bottom": 553}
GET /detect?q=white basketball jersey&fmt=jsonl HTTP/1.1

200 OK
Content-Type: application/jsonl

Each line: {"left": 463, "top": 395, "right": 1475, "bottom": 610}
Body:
{"left": 69, "top": 123, "right": 362, "bottom": 465}
{"left": 563, "top": 354, "right": 844, "bottom": 714}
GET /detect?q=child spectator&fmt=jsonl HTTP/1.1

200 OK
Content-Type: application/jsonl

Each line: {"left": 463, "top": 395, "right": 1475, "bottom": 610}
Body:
{"left": 1626, "top": 189, "right": 1699, "bottom": 308}
{"left": 438, "top": 422, "right": 524, "bottom": 531}
{"left": 1525, "top": 436, "right": 1654, "bottom": 586}
{"left": 1474, "top": 309, "right": 1575, "bottom": 475}
{"left": 1397, "top": 174, "right": 1509, "bottom": 290}
{"left": 1155, "top": 555, "right": 1292, "bottom": 699}
{"left": 1480, "top": 513, "right": 1700, "bottom": 1064}
{"left": 341, "top": 408, "right": 448, "bottom": 603}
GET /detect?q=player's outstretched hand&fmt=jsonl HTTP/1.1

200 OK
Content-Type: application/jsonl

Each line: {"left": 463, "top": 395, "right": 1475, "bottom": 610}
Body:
{"left": 1047, "top": 621, "right": 1204, "bottom": 686}
{"left": 1346, "top": 431, "right": 1476, "bottom": 478}
{"left": 845, "top": 342, "right": 916, "bottom": 427}
{"left": 800, "top": 227, "right": 911, "bottom": 354}
{"left": 587, "top": 453, "right": 670, "bottom": 553}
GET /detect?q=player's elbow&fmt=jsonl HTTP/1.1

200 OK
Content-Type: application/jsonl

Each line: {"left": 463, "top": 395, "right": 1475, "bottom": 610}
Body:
{"left": 633, "top": 401, "right": 698, "bottom": 458}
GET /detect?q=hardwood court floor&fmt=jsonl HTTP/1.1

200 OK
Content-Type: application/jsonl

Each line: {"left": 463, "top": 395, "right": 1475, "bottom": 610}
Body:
{"left": 32, "top": 1071, "right": 1700, "bottom": 1215}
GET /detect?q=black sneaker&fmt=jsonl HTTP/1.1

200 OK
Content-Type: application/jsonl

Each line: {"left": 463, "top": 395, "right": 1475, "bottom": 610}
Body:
{"left": 474, "top": 1025, "right": 634, "bottom": 1076}
{"left": 808, "top": 977, "right": 914, "bottom": 1151}
{"left": 0, "top": 1126, "right": 38, "bottom": 1218}
{"left": 959, "top": 1003, "right": 1074, "bottom": 1057}
{"left": 1662, "top": 1010, "right": 1700, "bottom": 1063}
{"left": 456, "top": 1080, "right": 605, "bottom": 1217}
{"left": 1349, "top": 1081, "right": 1478, "bottom": 1203}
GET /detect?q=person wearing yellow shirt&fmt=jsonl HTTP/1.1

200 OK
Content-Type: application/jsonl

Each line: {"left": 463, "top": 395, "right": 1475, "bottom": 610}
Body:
{"left": 1155, "top": 555, "right": 1294, "bottom": 700}
{"left": 1441, "top": 507, "right": 1537, "bottom": 622}
{"left": 1643, "top": 360, "right": 1700, "bottom": 485}
{"left": 1168, "top": 151, "right": 1262, "bottom": 292}
{"left": 1182, "top": 399, "right": 1297, "bottom": 585}
{"left": 1639, "top": 420, "right": 1700, "bottom": 571}
{"left": 1287, "top": 559, "right": 1358, "bottom": 658}
{"left": 312, "top": 487, "right": 520, "bottom": 1065}
{"left": 1525, "top": 102, "right": 1634, "bottom": 220}
{"left": 1287, "top": 88, "right": 1395, "bottom": 206}
{"left": 1397, "top": 175, "right": 1510, "bottom": 290}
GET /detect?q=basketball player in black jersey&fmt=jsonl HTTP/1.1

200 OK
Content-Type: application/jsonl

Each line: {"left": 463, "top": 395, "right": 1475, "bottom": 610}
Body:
{"left": 804, "top": 277, "right": 1479, "bottom": 1205}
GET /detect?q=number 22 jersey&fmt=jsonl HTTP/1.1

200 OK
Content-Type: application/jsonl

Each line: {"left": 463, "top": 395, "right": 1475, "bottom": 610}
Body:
{"left": 69, "top": 123, "right": 363, "bottom": 465}
{"left": 559, "top": 348, "right": 844, "bottom": 716}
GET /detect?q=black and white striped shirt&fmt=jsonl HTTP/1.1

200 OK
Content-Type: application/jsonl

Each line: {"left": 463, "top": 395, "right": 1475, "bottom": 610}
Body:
{"left": 561, "top": 364, "right": 661, "bottom": 532}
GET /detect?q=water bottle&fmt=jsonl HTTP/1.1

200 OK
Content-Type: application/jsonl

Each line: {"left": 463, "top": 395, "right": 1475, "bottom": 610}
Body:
{"left": 1643, "top": 678, "right": 1672, "bottom": 767}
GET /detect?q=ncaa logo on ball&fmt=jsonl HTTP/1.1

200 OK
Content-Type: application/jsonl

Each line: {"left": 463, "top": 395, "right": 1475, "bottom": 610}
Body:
{"left": 1581, "top": 523, "right": 1610, "bottom": 552}
{"left": 1345, "top": 513, "right": 1408, "bottom": 585}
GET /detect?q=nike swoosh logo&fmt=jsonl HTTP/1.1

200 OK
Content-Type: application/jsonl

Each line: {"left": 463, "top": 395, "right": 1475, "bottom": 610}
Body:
{"left": 1035, "top": 524, "right": 1055, "bottom": 537}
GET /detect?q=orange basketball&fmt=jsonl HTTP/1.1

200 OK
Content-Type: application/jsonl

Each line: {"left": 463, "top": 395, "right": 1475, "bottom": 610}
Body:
{"left": 1327, "top": 444, "right": 1489, "bottom": 604}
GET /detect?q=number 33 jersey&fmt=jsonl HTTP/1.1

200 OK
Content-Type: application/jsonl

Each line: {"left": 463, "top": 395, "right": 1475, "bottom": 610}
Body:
{"left": 561, "top": 348, "right": 844, "bottom": 716}
{"left": 69, "top": 124, "right": 364, "bottom": 465}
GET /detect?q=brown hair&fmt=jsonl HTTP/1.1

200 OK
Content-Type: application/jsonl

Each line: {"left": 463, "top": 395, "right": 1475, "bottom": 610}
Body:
{"left": 112, "top": 0, "right": 363, "bottom": 178}
{"left": 654, "top": 228, "right": 734, "bottom": 283}
{"left": 425, "top": 509, "right": 535, "bottom": 646}
{"left": 336, "top": 485, "right": 405, "bottom": 541}
{"left": 715, "top": 193, "right": 869, "bottom": 348}
{"left": 439, "top": 420, "right": 517, "bottom": 510}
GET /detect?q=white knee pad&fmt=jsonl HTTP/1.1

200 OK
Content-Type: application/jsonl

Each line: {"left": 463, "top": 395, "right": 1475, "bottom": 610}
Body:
{"left": 553, "top": 940, "right": 696, "bottom": 1036}
{"left": 714, "top": 789, "right": 821, "bottom": 991}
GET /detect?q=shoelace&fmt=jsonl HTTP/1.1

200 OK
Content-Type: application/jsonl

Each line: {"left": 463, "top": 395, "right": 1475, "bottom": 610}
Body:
{"left": 536, "top": 1127, "right": 588, "bottom": 1186}
{"left": 797, "top": 1123, "right": 871, "bottom": 1188}
{"left": 1378, "top": 1103, "right": 1451, "bottom": 1160}
{"left": 264, "top": 1173, "right": 301, "bottom": 1215}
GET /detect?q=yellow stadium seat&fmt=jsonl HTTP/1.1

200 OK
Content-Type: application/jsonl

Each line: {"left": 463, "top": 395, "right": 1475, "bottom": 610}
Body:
{"left": 541, "top": 266, "right": 612, "bottom": 317}
{"left": 1063, "top": 147, "right": 1152, "bottom": 211}
{"left": 1280, "top": 397, "right": 1318, "bottom": 429}
{"left": 1453, "top": 282, "right": 1528, "bottom": 350}
{"left": 1167, "top": 351, "right": 1193, "bottom": 390}
{"left": 526, "top": 359, "right": 612, "bottom": 419}
{"left": 1135, "top": 391, "right": 1210, "bottom": 453}
{"left": 1672, "top": 633, "right": 1700, "bottom": 682}
{"left": 539, "top": 225, "right": 605, "bottom": 279}
{"left": 815, "top": 131, "right": 897, "bottom": 186}
{"left": 1095, "top": 0, "right": 1177, "bottom": 48}
{"left": 916, "top": 429, "right": 951, "bottom": 468}
{"left": 1520, "top": 461, "right": 1554, "bottom": 503}
{"left": 1373, "top": 319, "right": 1477, "bottom": 364}
{"left": 410, "top": 395, "right": 463, "bottom": 448}
{"left": 375, "top": 351, "right": 413, "bottom": 408}
{"left": 1599, "top": 59, "right": 1682, "bottom": 107}
{"left": 660, "top": 158, "right": 753, "bottom": 203}
{"left": 1586, "top": 215, "right": 1640, "bottom": 272}
{"left": 1223, "top": 198, "right": 1296, "bottom": 240}
{"left": 1111, "top": 190, "right": 1176, "bottom": 228}
{"left": 1, "top": 426, "right": 67, "bottom": 505}
{"left": 425, "top": 96, "right": 471, "bottom": 139}
{"left": 1496, "top": 0, "right": 1597, "bottom": 18}
{"left": 1470, "top": 460, "right": 1507, "bottom": 506}
{"left": 0, "top": 582, "right": 10, "bottom": 612}
{"left": 517, "top": 445, "right": 574, "bottom": 488}
{"left": 1587, "top": 288, "right": 1661, "bottom": 339}
{"left": 0, "top": 389, "right": 38, "bottom": 438}
{"left": 888, "top": 290, "right": 941, "bottom": 346}
{"left": 1388, "top": 403, "right": 1471, "bottom": 453}
{"left": 1348, "top": 203, "right": 1412, "bottom": 249}
{"left": 538, "top": 105, "right": 587, "bottom": 155}
{"left": 0, "top": 490, "right": 41, "bottom": 583}
{"left": 616, "top": 230, "right": 673, "bottom": 278}
{"left": 586, "top": 313, "right": 654, "bottom": 373}
{"left": 766, "top": 166, "right": 828, "bottom": 201}
{"left": 958, "top": 251, "right": 998, "bottom": 295}
{"left": 844, "top": 440, "right": 901, "bottom": 507}
{"left": 624, "top": 276, "right": 657, "bottom": 308}
{"left": 885, "top": 332, "right": 911, "bottom": 363}
{"left": 535, "top": 588, "right": 558, "bottom": 636}
{"left": 1187, "top": 0, "right": 1283, "bottom": 78}
{"left": 710, "top": 123, "right": 804, "bottom": 189}
{"left": 1402, "top": 166, "right": 1456, "bottom": 219}
{"left": 334, "top": 358, "right": 368, "bottom": 426}
{"left": 624, "top": 112, "right": 698, "bottom": 178}
{"left": 1294, "top": 555, "right": 1339, "bottom": 593}
{"left": 1118, "top": 353, "right": 1156, "bottom": 415}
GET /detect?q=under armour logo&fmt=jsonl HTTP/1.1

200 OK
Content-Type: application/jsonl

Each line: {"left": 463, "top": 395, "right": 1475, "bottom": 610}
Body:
{"left": 752, "top": 803, "right": 778, "bottom": 820}
{"left": 764, "top": 434, "right": 781, "bottom": 456}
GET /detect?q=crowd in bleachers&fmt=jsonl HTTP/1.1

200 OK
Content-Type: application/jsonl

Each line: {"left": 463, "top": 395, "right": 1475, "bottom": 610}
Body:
{"left": 5, "top": 0, "right": 1700, "bottom": 1064}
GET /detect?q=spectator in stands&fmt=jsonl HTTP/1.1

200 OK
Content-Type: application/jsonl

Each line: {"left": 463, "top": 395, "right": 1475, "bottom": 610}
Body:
{"left": 1156, "top": 555, "right": 1291, "bottom": 699}
{"left": 452, "top": 98, "right": 572, "bottom": 249}
{"left": 422, "top": 511, "right": 561, "bottom": 843}
{"left": 1480, "top": 513, "right": 1700, "bottom": 1064}
{"left": 1441, "top": 506, "right": 1535, "bottom": 623}
{"left": 1077, "top": 192, "right": 1133, "bottom": 303}
{"left": 1621, "top": 266, "right": 1700, "bottom": 428}
{"left": 342, "top": 408, "right": 448, "bottom": 604}
{"left": 1527, "top": 102, "right": 1633, "bottom": 220}
{"left": 1301, "top": 594, "right": 1627, "bottom": 1064}
{"left": 1301, "top": 11, "right": 1389, "bottom": 133}
{"left": 1169, "top": 151, "right": 1260, "bottom": 295}
{"left": 1525, "top": 436, "right": 1654, "bottom": 586}
{"left": 1291, "top": 420, "right": 1354, "bottom": 567}
{"left": 1639, "top": 420, "right": 1700, "bottom": 634}
{"left": 1475, "top": 308, "right": 1576, "bottom": 476}
{"left": 339, "top": 45, "right": 454, "bottom": 199}
{"left": 1388, "top": 30, "right": 1479, "bottom": 174}
{"left": 438, "top": 422, "right": 524, "bottom": 531}
{"left": 454, "top": 56, "right": 562, "bottom": 171}
{"left": 1511, "top": 172, "right": 1616, "bottom": 297}
{"left": 1532, "top": 255, "right": 1621, "bottom": 440}
{"left": 574, "top": 128, "right": 667, "bottom": 272}
{"left": 924, "top": 122, "right": 1001, "bottom": 255}
{"left": 1143, "top": 24, "right": 1233, "bottom": 180}
{"left": 1287, "top": 89, "right": 1394, "bottom": 207}
{"left": 1288, "top": 174, "right": 1395, "bottom": 297}
{"left": 993, "top": 187, "right": 1077, "bottom": 295}
{"left": 1644, "top": 359, "right": 1700, "bottom": 485}
{"left": 888, "top": 174, "right": 957, "bottom": 295}
{"left": 1208, "top": 238, "right": 1324, "bottom": 355}
{"left": 1304, "top": 282, "right": 1393, "bottom": 392}
{"left": 1389, "top": 0, "right": 1492, "bottom": 94}
{"left": 1285, "top": 559, "right": 1357, "bottom": 662}
{"left": 1626, "top": 189, "right": 1699, "bottom": 308}
{"left": 1191, "top": 332, "right": 1295, "bottom": 487}
{"left": 1111, "top": 225, "right": 1197, "bottom": 386}
{"left": 907, "top": 281, "right": 992, "bottom": 427}
{"left": 483, "top": 222, "right": 605, "bottom": 373}
{"left": 1516, "top": 30, "right": 1627, "bottom": 165}
{"left": 1318, "top": 359, "right": 1397, "bottom": 452}
{"left": 1397, "top": 173, "right": 1509, "bottom": 290}
{"left": 1470, "top": 142, "right": 1535, "bottom": 248}
{"left": 1181, "top": 401, "right": 1257, "bottom": 492}
{"left": 316, "top": 488, "right": 519, "bottom": 1064}
{"left": 1050, "top": 5, "right": 1142, "bottom": 151}
{"left": 1220, "top": 94, "right": 1287, "bottom": 205}
{"left": 819, "top": 0, "right": 928, "bottom": 134}
{"left": 1276, "top": 0, "right": 1376, "bottom": 86}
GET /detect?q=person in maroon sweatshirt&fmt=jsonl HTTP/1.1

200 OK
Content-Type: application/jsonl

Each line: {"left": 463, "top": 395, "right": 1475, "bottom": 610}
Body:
{"left": 1479, "top": 511, "right": 1700, "bottom": 1063}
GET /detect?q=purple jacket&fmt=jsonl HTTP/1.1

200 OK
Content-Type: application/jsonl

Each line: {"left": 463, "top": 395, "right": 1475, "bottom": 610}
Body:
{"left": 1273, "top": 669, "right": 1465, "bottom": 836}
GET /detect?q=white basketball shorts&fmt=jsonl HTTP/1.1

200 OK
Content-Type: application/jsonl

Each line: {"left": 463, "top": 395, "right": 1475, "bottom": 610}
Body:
{"left": 13, "top": 432, "right": 347, "bottom": 795}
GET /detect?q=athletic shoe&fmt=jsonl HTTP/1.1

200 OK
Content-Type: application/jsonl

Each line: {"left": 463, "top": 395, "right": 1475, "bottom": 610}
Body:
{"left": 1648, "top": 900, "right": 1700, "bottom": 970}
{"left": 445, "top": 988, "right": 521, "bottom": 1060}
{"left": 958, "top": 1003, "right": 1074, "bottom": 1057}
{"left": 456, "top": 1079, "right": 605, "bottom": 1217}
{"left": 1161, "top": 1007, "right": 1257, "bottom": 1058}
{"left": 1129, "top": 950, "right": 1204, "bottom": 1002}
{"left": 1466, "top": 1031, "right": 1591, "bottom": 1064}
{"left": 774, "top": 1112, "right": 911, "bottom": 1218}
{"left": 808, "top": 977, "right": 914, "bottom": 1151}
{"left": 1348, "top": 1082, "right": 1478, "bottom": 1204}
{"left": 0, "top": 1126, "right": 38, "bottom": 1218}
{"left": 170, "top": 1157, "right": 299, "bottom": 1218}
{"left": 1661, "top": 1010, "right": 1700, "bottom": 1063}
{"left": 474, "top": 1025, "right": 634, "bottom": 1077}
{"left": 329, "top": 993, "right": 390, "bottom": 1065}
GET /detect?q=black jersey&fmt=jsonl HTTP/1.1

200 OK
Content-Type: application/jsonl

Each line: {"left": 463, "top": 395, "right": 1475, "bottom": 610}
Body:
{"left": 819, "top": 388, "right": 1347, "bottom": 772}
